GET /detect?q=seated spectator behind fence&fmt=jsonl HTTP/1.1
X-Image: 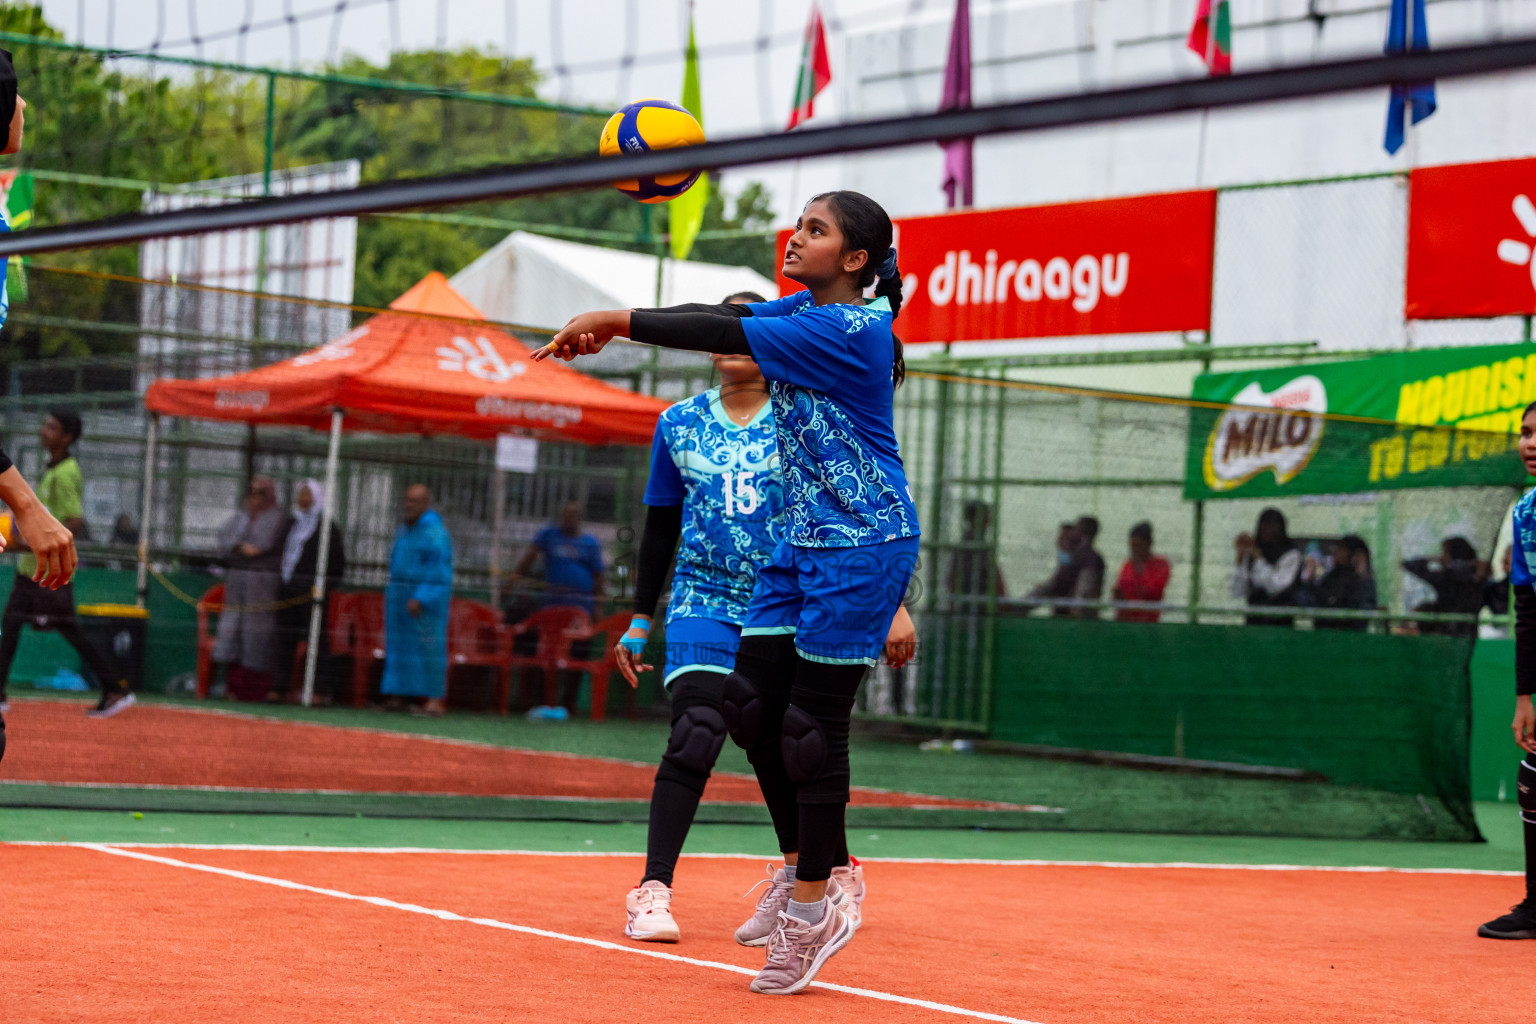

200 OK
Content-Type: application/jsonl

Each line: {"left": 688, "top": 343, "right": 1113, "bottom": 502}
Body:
{"left": 508, "top": 500, "right": 605, "bottom": 718}
{"left": 1309, "top": 534, "right": 1377, "bottom": 631}
{"left": 1028, "top": 516, "right": 1104, "bottom": 620}
{"left": 1232, "top": 507, "right": 1301, "bottom": 627}
{"left": 1112, "top": 521, "right": 1170, "bottom": 623}
{"left": 509, "top": 500, "right": 605, "bottom": 613}
{"left": 948, "top": 499, "right": 1006, "bottom": 599}
{"left": 1403, "top": 536, "right": 1485, "bottom": 637}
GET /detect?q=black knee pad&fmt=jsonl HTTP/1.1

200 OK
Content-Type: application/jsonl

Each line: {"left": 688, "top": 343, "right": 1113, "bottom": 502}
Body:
{"left": 661, "top": 704, "right": 727, "bottom": 780}
{"left": 780, "top": 704, "right": 829, "bottom": 785}
{"left": 722, "top": 671, "right": 772, "bottom": 751}
{"left": 1520, "top": 758, "right": 1536, "bottom": 824}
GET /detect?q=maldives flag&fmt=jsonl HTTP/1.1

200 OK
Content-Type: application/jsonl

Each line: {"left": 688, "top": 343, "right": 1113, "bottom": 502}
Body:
{"left": 786, "top": 3, "right": 831, "bottom": 130}
{"left": 1187, "top": 0, "right": 1231, "bottom": 75}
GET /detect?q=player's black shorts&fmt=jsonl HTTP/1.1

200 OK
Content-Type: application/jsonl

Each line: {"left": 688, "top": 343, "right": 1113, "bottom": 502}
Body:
{"left": 2, "top": 574, "right": 79, "bottom": 631}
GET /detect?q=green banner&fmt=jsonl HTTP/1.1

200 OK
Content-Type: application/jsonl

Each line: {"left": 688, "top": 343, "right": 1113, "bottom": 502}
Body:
{"left": 1185, "top": 343, "right": 1533, "bottom": 500}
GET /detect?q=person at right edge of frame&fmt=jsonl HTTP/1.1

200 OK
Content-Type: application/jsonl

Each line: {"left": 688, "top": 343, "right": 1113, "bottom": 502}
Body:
{"left": 535, "top": 190, "right": 920, "bottom": 995}
{"left": 1482, "top": 400, "right": 1536, "bottom": 939}
{"left": 0, "top": 48, "right": 91, "bottom": 764}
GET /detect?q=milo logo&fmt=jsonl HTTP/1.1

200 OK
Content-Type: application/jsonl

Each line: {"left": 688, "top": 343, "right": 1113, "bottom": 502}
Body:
{"left": 1203, "top": 376, "right": 1327, "bottom": 492}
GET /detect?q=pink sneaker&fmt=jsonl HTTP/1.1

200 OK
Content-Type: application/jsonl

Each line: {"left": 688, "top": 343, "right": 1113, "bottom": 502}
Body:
{"left": 624, "top": 880, "right": 679, "bottom": 943}
{"left": 749, "top": 903, "right": 854, "bottom": 995}
{"left": 736, "top": 865, "right": 844, "bottom": 947}
{"left": 830, "top": 857, "right": 865, "bottom": 931}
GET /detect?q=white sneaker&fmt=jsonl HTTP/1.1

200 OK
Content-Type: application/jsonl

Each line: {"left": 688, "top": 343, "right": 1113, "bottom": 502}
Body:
{"left": 830, "top": 857, "right": 866, "bottom": 931}
{"left": 625, "top": 880, "right": 680, "bottom": 942}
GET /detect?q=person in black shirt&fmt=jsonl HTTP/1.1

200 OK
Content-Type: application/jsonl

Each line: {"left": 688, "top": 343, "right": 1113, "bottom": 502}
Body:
{"left": 1310, "top": 535, "right": 1377, "bottom": 631}
{"left": 1403, "top": 536, "right": 1485, "bottom": 637}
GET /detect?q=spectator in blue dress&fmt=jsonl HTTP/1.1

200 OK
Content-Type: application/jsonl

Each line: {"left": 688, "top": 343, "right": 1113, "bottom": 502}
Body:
{"left": 381, "top": 484, "right": 453, "bottom": 716}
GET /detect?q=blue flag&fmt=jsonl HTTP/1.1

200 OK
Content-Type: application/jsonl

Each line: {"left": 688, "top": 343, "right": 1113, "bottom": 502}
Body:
{"left": 1383, "top": 0, "right": 1436, "bottom": 155}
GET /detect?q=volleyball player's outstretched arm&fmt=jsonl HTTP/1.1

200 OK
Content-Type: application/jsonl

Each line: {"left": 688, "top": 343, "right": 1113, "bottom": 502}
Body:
{"left": 535, "top": 306, "right": 757, "bottom": 361}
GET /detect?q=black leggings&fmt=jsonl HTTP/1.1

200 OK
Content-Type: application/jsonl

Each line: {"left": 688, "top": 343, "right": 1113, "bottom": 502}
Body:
{"left": 641, "top": 668, "right": 853, "bottom": 887}
{"left": 0, "top": 579, "right": 125, "bottom": 699}
{"left": 733, "top": 633, "right": 865, "bottom": 884}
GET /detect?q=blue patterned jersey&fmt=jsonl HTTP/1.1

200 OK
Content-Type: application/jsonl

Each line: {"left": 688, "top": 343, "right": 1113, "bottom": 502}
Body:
{"left": 644, "top": 387, "right": 784, "bottom": 625}
{"left": 1513, "top": 488, "right": 1536, "bottom": 589}
{"left": 740, "top": 291, "right": 920, "bottom": 548}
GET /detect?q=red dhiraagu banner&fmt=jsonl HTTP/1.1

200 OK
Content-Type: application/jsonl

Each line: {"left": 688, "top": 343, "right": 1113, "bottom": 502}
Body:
{"left": 774, "top": 190, "right": 1217, "bottom": 343}
{"left": 1407, "top": 156, "right": 1536, "bottom": 319}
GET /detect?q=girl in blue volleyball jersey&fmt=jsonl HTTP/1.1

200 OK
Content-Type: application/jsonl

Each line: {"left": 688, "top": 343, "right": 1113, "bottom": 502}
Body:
{"left": 618, "top": 292, "right": 913, "bottom": 948}
{"left": 537, "top": 191, "right": 919, "bottom": 995}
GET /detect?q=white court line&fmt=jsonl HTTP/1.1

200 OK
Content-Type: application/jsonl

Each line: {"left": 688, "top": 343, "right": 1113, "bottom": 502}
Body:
{"left": 5, "top": 841, "right": 1519, "bottom": 876}
{"left": 79, "top": 843, "right": 1044, "bottom": 1024}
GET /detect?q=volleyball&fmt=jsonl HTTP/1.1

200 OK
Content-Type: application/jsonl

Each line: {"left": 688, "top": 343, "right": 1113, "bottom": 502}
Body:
{"left": 599, "top": 99, "right": 705, "bottom": 204}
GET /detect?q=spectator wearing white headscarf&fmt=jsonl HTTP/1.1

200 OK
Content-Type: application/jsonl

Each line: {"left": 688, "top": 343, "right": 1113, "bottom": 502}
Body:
{"left": 273, "top": 478, "right": 347, "bottom": 701}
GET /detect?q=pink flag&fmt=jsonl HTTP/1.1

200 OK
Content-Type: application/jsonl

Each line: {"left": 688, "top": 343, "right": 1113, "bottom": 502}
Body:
{"left": 939, "top": 0, "right": 973, "bottom": 208}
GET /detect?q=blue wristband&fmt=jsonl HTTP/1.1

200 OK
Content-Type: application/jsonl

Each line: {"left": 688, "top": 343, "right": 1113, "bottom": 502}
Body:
{"left": 620, "top": 616, "right": 650, "bottom": 655}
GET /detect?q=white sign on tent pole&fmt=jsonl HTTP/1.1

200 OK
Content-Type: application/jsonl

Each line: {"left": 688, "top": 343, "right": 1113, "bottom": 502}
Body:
{"left": 495, "top": 434, "right": 539, "bottom": 473}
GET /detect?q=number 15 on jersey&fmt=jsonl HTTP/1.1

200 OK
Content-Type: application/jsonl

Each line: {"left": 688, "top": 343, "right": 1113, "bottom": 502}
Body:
{"left": 721, "top": 470, "right": 760, "bottom": 517}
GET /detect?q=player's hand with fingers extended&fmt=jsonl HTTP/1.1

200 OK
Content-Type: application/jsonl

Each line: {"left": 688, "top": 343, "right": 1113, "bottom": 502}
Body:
{"left": 615, "top": 617, "right": 652, "bottom": 688}
{"left": 1514, "top": 695, "right": 1536, "bottom": 754}
{"left": 884, "top": 603, "right": 917, "bottom": 669}
{"left": 15, "top": 502, "right": 76, "bottom": 590}
{"left": 533, "top": 310, "right": 628, "bottom": 362}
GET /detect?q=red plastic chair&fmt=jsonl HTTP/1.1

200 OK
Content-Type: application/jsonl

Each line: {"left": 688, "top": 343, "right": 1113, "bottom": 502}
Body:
{"left": 194, "top": 583, "right": 225, "bottom": 698}
{"left": 330, "top": 591, "right": 386, "bottom": 708}
{"left": 504, "top": 606, "right": 591, "bottom": 714}
{"left": 556, "top": 611, "right": 640, "bottom": 721}
{"left": 447, "top": 598, "right": 513, "bottom": 710}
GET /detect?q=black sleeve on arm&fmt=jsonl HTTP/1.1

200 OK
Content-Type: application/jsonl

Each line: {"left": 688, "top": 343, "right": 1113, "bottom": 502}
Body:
{"left": 0, "top": 447, "right": 12, "bottom": 475}
{"left": 629, "top": 310, "right": 752, "bottom": 356}
{"left": 635, "top": 302, "right": 753, "bottom": 319}
{"left": 1516, "top": 584, "right": 1536, "bottom": 696}
{"left": 633, "top": 503, "right": 684, "bottom": 619}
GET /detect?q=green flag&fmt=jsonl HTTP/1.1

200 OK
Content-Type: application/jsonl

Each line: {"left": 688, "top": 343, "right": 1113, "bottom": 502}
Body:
{"left": 4, "top": 171, "right": 31, "bottom": 303}
{"left": 669, "top": 18, "right": 709, "bottom": 262}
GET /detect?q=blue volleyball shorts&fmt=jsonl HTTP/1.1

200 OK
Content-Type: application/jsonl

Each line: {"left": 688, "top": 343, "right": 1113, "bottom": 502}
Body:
{"left": 660, "top": 615, "right": 741, "bottom": 688}
{"left": 740, "top": 536, "right": 920, "bottom": 666}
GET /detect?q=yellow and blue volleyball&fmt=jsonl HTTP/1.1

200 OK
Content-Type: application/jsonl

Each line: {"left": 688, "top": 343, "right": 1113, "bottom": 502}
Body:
{"left": 599, "top": 99, "right": 705, "bottom": 204}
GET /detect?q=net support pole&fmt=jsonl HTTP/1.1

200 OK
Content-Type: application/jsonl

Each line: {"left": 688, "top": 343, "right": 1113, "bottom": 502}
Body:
{"left": 490, "top": 466, "right": 506, "bottom": 609}
{"left": 135, "top": 413, "right": 159, "bottom": 610}
{"left": 302, "top": 409, "right": 344, "bottom": 707}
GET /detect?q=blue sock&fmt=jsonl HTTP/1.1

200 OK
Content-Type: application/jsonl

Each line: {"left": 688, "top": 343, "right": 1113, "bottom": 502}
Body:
{"left": 782, "top": 863, "right": 797, "bottom": 882}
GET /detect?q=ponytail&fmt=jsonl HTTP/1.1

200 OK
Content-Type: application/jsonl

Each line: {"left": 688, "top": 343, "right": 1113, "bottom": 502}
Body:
{"left": 873, "top": 252, "right": 906, "bottom": 388}
{"left": 808, "top": 189, "right": 907, "bottom": 387}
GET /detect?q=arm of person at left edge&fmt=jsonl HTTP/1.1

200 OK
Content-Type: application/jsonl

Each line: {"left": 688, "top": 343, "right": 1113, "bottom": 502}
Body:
{"left": 884, "top": 604, "right": 916, "bottom": 668}
{"left": 0, "top": 463, "right": 76, "bottom": 589}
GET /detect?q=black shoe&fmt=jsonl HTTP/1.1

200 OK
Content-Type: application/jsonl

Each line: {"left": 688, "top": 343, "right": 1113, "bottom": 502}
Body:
{"left": 1478, "top": 898, "right": 1536, "bottom": 939}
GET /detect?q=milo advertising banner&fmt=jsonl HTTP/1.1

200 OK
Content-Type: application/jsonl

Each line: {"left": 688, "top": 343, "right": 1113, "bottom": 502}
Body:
{"left": 1185, "top": 343, "right": 1534, "bottom": 500}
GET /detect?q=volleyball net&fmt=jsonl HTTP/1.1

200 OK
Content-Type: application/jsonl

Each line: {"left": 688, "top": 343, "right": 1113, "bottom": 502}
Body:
{"left": 4, "top": 39, "right": 1536, "bottom": 840}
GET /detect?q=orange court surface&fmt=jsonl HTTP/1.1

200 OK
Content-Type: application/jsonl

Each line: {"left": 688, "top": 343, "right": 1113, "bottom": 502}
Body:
{"left": 1, "top": 840, "right": 1526, "bottom": 1024}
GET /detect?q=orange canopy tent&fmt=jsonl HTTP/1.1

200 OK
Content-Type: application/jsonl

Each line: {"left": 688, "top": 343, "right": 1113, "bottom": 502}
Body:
{"left": 144, "top": 271, "right": 667, "bottom": 446}
{"left": 140, "top": 273, "right": 669, "bottom": 704}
